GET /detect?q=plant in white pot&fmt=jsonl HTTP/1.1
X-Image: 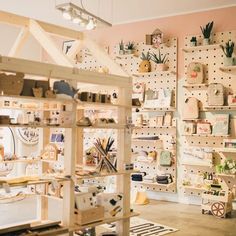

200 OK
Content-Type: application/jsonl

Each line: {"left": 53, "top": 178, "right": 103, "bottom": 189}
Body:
{"left": 220, "top": 40, "right": 235, "bottom": 66}
{"left": 200, "top": 21, "right": 214, "bottom": 45}
{"left": 126, "top": 41, "right": 135, "bottom": 54}
{"left": 150, "top": 50, "right": 168, "bottom": 71}
{"left": 119, "top": 40, "right": 125, "bottom": 55}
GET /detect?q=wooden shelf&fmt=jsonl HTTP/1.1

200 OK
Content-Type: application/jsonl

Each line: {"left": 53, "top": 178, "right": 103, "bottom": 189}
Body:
{"left": 181, "top": 162, "right": 212, "bottom": 168}
{"left": 0, "top": 124, "right": 74, "bottom": 129}
{"left": 133, "top": 125, "right": 176, "bottom": 129}
{"left": 203, "top": 106, "right": 236, "bottom": 111}
{"left": 133, "top": 181, "right": 174, "bottom": 188}
{"left": 132, "top": 71, "right": 175, "bottom": 77}
{"left": 0, "top": 94, "right": 75, "bottom": 104}
{"left": 214, "top": 148, "right": 236, "bottom": 153}
{"left": 216, "top": 173, "right": 236, "bottom": 178}
{"left": 73, "top": 212, "right": 139, "bottom": 230}
{"left": 77, "top": 101, "right": 130, "bottom": 110}
{"left": 76, "top": 170, "right": 137, "bottom": 180}
{"left": 134, "top": 107, "right": 176, "bottom": 112}
{"left": 0, "top": 158, "right": 40, "bottom": 164}
{"left": 183, "top": 134, "right": 229, "bottom": 138}
{"left": 183, "top": 84, "right": 208, "bottom": 89}
{"left": 182, "top": 44, "right": 221, "bottom": 53}
{"left": 77, "top": 124, "right": 126, "bottom": 129}
{"left": 183, "top": 185, "right": 206, "bottom": 191}
{"left": 219, "top": 65, "right": 236, "bottom": 72}
{"left": 115, "top": 54, "right": 137, "bottom": 59}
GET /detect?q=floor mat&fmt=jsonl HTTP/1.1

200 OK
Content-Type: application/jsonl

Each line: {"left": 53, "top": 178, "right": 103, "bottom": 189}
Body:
{"left": 101, "top": 217, "right": 178, "bottom": 236}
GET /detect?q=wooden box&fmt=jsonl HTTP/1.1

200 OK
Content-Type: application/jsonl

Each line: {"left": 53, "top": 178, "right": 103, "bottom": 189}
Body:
{"left": 75, "top": 206, "right": 104, "bottom": 225}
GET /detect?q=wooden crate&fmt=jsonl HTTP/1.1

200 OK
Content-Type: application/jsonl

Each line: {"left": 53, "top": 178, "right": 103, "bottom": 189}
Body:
{"left": 75, "top": 206, "right": 104, "bottom": 225}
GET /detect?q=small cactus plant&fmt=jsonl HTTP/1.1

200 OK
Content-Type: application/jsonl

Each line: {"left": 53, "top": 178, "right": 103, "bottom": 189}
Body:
{"left": 150, "top": 50, "right": 168, "bottom": 64}
{"left": 140, "top": 52, "right": 151, "bottom": 61}
{"left": 200, "top": 21, "right": 214, "bottom": 39}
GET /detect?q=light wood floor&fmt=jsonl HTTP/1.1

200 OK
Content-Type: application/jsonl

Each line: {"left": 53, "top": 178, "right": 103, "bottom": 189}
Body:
{"left": 134, "top": 200, "right": 236, "bottom": 236}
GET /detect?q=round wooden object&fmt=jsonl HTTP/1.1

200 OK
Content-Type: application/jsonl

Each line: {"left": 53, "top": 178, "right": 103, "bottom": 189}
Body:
{"left": 211, "top": 201, "right": 225, "bottom": 218}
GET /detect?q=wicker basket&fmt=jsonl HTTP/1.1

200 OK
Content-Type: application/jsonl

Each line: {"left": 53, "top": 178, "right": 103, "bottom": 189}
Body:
{"left": 0, "top": 72, "right": 24, "bottom": 95}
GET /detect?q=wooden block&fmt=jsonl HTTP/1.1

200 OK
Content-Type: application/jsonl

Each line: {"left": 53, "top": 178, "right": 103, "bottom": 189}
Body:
{"left": 75, "top": 206, "right": 104, "bottom": 225}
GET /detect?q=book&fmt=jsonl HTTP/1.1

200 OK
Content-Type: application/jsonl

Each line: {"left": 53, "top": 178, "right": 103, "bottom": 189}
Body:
{"left": 212, "top": 114, "right": 229, "bottom": 135}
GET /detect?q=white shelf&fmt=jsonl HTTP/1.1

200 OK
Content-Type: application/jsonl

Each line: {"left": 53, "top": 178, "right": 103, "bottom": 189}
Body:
{"left": 182, "top": 44, "right": 221, "bottom": 53}
{"left": 0, "top": 158, "right": 40, "bottom": 164}
{"left": 115, "top": 53, "right": 137, "bottom": 59}
{"left": 132, "top": 70, "right": 175, "bottom": 77}
{"left": 219, "top": 65, "right": 236, "bottom": 72}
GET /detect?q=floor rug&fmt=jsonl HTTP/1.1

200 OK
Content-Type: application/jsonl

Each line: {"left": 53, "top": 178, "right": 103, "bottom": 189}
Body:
{"left": 101, "top": 217, "right": 178, "bottom": 236}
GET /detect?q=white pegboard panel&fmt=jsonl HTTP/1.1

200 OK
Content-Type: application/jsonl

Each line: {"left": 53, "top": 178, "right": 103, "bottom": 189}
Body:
{"left": 113, "top": 38, "right": 178, "bottom": 194}
{"left": 183, "top": 31, "right": 236, "bottom": 109}
{"left": 181, "top": 30, "right": 236, "bottom": 197}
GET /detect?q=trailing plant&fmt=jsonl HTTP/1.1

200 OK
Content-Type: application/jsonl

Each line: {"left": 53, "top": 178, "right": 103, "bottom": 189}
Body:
{"left": 150, "top": 50, "right": 168, "bottom": 64}
{"left": 126, "top": 41, "right": 135, "bottom": 50}
{"left": 119, "top": 40, "right": 124, "bottom": 50}
{"left": 220, "top": 40, "right": 235, "bottom": 58}
{"left": 190, "top": 37, "right": 197, "bottom": 42}
{"left": 140, "top": 51, "right": 151, "bottom": 61}
{"left": 200, "top": 21, "right": 214, "bottom": 39}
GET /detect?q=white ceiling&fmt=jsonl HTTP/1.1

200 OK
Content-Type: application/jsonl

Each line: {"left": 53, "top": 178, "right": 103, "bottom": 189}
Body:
{"left": 0, "top": 0, "right": 235, "bottom": 30}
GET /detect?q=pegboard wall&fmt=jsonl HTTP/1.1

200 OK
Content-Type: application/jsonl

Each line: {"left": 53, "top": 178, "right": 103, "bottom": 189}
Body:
{"left": 181, "top": 30, "right": 236, "bottom": 197}
{"left": 113, "top": 38, "right": 178, "bottom": 193}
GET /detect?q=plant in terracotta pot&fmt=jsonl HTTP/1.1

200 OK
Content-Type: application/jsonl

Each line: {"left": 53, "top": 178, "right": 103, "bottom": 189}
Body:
{"left": 150, "top": 50, "right": 168, "bottom": 71}
{"left": 138, "top": 52, "right": 151, "bottom": 73}
{"left": 200, "top": 21, "right": 214, "bottom": 45}
{"left": 119, "top": 40, "right": 125, "bottom": 55}
{"left": 220, "top": 40, "right": 235, "bottom": 66}
{"left": 126, "top": 41, "right": 135, "bottom": 54}
{"left": 190, "top": 37, "right": 197, "bottom": 47}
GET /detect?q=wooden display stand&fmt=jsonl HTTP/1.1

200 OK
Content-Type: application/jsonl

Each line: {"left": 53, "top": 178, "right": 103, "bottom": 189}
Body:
{"left": 0, "top": 10, "right": 134, "bottom": 236}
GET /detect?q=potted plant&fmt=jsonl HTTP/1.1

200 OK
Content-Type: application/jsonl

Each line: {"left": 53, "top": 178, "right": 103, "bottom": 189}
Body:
{"left": 126, "top": 41, "right": 135, "bottom": 54}
{"left": 200, "top": 21, "right": 214, "bottom": 45}
{"left": 150, "top": 50, "right": 168, "bottom": 71}
{"left": 220, "top": 40, "right": 235, "bottom": 66}
{"left": 138, "top": 52, "right": 151, "bottom": 73}
{"left": 190, "top": 37, "right": 197, "bottom": 47}
{"left": 119, "top": 40, "right": 125, "bottom": 55}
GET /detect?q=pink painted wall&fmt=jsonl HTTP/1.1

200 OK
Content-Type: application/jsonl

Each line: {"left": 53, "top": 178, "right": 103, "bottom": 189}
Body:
{"left": 86, "top": 6, "right": 236, "bottom": 78}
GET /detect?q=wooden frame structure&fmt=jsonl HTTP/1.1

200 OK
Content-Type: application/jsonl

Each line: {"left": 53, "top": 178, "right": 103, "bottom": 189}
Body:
{"left": 0, "top": 10, "right": 134, "bottom": 236}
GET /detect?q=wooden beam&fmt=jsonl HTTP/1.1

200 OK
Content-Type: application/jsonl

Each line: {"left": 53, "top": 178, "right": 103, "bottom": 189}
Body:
{"left": 8, "top": 27, "right": 29, "bottom": 57}
{"left": 67, "top": 40, "right": 83, "bottom": 60}
{"left": 29, "top": 19, "right": 73, "bottom": 67}
{"left": 0, "top": 10, "right": 82, "bottom": 40}
{"left": 82, "top": 34, "right": 130, "bottom": 77}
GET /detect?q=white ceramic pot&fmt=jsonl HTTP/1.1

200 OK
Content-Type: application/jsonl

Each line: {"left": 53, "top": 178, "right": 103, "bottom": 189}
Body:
{"left": 155, "top": 63, "right": 167, "bottom": 71}
{"left": 202, "top": 38, "right": 210, "bottom": 45}
{"left": 126, "top": 49, "right": 133, "bottom": 54}
{"left": 190, "top": 41, "right": 197, "bottom": 47}
{"left": 119, "top": 50, "right": 125, "bottom": 55}
{"left": 224, "top": 57, "right": 234, "bottom": 66}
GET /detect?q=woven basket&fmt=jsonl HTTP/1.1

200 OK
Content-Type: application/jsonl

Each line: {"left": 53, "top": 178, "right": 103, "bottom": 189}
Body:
{"left": 0, "top": 72, "right": 24, "bottom": 95}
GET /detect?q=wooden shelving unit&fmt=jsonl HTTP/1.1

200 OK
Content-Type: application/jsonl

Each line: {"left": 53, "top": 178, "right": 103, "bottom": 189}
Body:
{"left": 132, "top": 70, "right": 175, "bottom": 77}
{"left": 219, "top": 65, "right": 236, "bottom": 72}
{"left": 0, "top": 54, "right": 133, "bottom": 235}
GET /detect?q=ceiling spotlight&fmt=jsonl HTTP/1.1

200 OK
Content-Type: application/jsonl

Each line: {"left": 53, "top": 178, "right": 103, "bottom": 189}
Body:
{"left": 86, "top": 18, "right": 96, "bottom": 30}
{"left": 62, "top": 8, "right": 72, "bottom": 20}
